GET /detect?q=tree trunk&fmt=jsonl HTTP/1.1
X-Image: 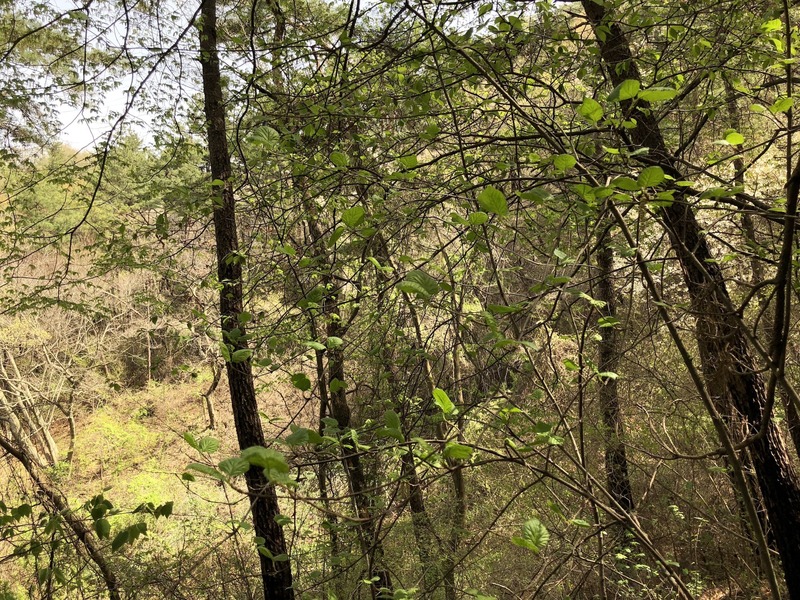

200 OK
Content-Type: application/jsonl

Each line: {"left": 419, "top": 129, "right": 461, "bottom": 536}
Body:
{"left": 0, "top": 437, "right": 120, "bottom": 600}
{"left": 379, "top": 234, "right": 465, "bottom": 600}
{"left": 299, "top": 201, "right": 392, "bottom": 598}
{"left": 312, "top": 348, "right": 343, "bottom": 599}
{"left": 581, "top": 2, "right": 800, "bottom": 596}
{"left": 723, "top": 76, "right": 776, "bottom": 556}
{"left": 201, "top": 362, "right": 221, "bottom": 430}
{"left": 371, "top": 234, "right": 444, "bottom": 596}
{"left": 326, "top": 317, "right": 393, "bottom": 598}
{"left": 0, "top": 352, "right": 58, "bottom": 465}
{"left": 595, "top": 223, "right": 635, "bottom": 515}
{"left": 198, "top": 2, "right": 294, "bottom": 598}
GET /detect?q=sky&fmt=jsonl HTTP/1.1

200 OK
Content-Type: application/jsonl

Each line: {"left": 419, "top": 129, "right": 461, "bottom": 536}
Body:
{"left": 58, "top": 93, "right": 149, "bottom": 150}
{"left": 52, "top": 0, "right": 196, "bottom": 150}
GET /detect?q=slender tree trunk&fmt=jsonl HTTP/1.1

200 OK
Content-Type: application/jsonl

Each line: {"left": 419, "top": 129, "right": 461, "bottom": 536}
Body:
{"left": 595, "top": 223, "right": 634, "bottom": 515}
{"left": 299, "top": 205, "right": 391, "bottom": 598}
{"left": 325, "top": 316, "right": 392, "bottom": 598}
{"left": 722, "top": 76, "right": 776, "bottom": 555}
{"left": 378, "top": 234, "right": 465, "bottom": 600}
{"left": 201, "top": 362, "right": 221, "bottom": 430}
{"left": 725, "top": 76, "right": 800, "bottom": 462}
{"left": 64, "top": 390, "right": 76, "bottom": 466}
{"left": 785, "top": 381, "right": 800, "bottom": 457}
{"left": 198, "top": 2, "right": 294, "bottom": 598}
{"left": 400, "top": 450, "right": 441, "bottom": 594}
{"left": 0, "top": 353, "right": 58, "bottom": 465}
{"left": 0, "top": 385, "right": 48, "bottom": 469}
{"left": 372, "top": 235, "right": 443, "bottom": 596}
{"left": 442, "top": 254, "right": 467, "bottom": 600}
{"left": 581, "top": 3, "right": 800, "bottom": 596}
{"left": 0, "top": 437, "right": 120, "bottom": 600}
{"left": 381, "top": 326, "right": 442, "bottom": 595}
{"left": 312, "top": 349, "right": 342, "bottom": 599}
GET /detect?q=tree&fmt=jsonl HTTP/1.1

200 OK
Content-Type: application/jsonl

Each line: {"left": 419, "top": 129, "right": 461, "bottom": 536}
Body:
{"left": 198, "top": 0, "right": 294, "bottom": 597}
{"left": 6, "top": 0, "right": 800, "bottom": 597}
{"left": 578, "top": 1, "right": 800, "bottom": 595}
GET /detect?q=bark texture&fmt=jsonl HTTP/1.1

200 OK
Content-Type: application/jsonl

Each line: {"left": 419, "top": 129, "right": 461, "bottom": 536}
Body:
{"left": 596, "top": 227, "right": 634, "bottom": 514}
{"left": 199, "top": 2, "right": 294, "bottom": 598}
{"left": 581, "top": 2, "right": 800, "bottom": 596}
{"left": 0, "top": 437, "right": 120, "bottom": 600}
{"left": 301, "top": 206, "right": 392, "bottom": 598}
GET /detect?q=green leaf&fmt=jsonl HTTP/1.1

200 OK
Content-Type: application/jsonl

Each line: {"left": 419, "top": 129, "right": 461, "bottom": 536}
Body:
{"left": 291, "top": 373, "right": 312, "bottom": 391}
{"left": 330, "top": 151, "right": 348, "bottom": 167}
{"left": 329, "top": 378, "right": 347, "bottom": 393}
{"left": 155, "top": 212, "right": 168, "bottom": 238}
{"left": 380, "top": 411, "right": 405, "bottom": 441}
{"left": 377, "top": 426, "right": 405, "bottom": 442}
{"left": 699, "top": 187, "right": 736, "bottom": 200}
{"left": 44, "top": 514, "right": 62, "bottom": 536}
{"left": 569, "top": 518, "right": 592, "bottom": 528}
{"left": 218, "top": 457, "right": 250, "bottom": 477}
{"left": 443, "top": 442, "right": 473, "bottom": 459}
{"left": 111, "top": 530, "right": 129, "bottom": 552}
{"left": 477, "top": 186, "right": 508, "bottom": 216}
{"left": 578, "top": 97, "right": 603, "bottom": 123}
{"left": 577, "top": 291, "right": 606, "bottom": 308}
{"left": 607, "top": 79, "right": 640, "bottom": 102}
{"left": 433, "top": 388, "right": 456, "bottom": 415}
{"left": 637, "top": 166, "right": 665, "bottom": 187}
{"left": 327, "top": 226, "right": 345, "bottom": 247}
{"left": 611, "top": 176, "right": 640, "bottom": 191}
{"left": 188, "top": 463, "right": 226, "bottom": 481}
{"left": 598, "top": 316, "right": 620, "bottom": 328}
{"left": 487, "top": 303, "right": 523, "bottom": 314}
{"left": 241, "top": 446, "right": 290, "bottom": 474}
{"left": 421, "top": 124, "right": 440, "bottom": 140}
{"left": 638, "top": 87, "right": 677, "bottom": 102}
{"left": 724, "top": 130, "right": 745, "bottom": 145}
{"left": 468, "top": 211, "right": 489, "bottom": 225}
{"left": 94, "top": 518, "right": 111, "bottom": 540}
{"left": 518, "top": 188, "right": 552, "bottom": 204}
{"left": 397, "top": 269, "right": 439, "bottom": 299}
{"left": 342, "top": 206, "right": 366, "bottom": 228}
{"left": 155, "top": 502, "right": 173, "bottom": 518}
{"left": 183, "top": 432, "right": 200, "bottom": 451}
{"left": 452, "top": 213, "right": 470, "bottom": 226}
{"left": 512, "top": 518, "right": 550, "bottom": 553}
{"left": 398, "top": 155, "right": 418, "bottom": 169}
{"left": 198, "top": 437, "right": 220, "bottom": 453}
{"left": 771, "top": 97, "right": 794, "bottom": 114}
{"left": 285, "top": 427, "right": 324, "bottom": 446}
{"left": 384, "top": 410, "right": 402, "bottom": 431}
{"left": 552, "top": 154, "right": 576, "bottom": 172}
{"left": 249, "top": 126, "right": 280, "bottom": 148}
{"left": 326, "top": 336, "right": 344, "bottom": 349}
{"left": 229, "top": 348, "right": 251, "bottom": 363}
{"left": 304, "top": 341, "right": 326, "bottom": 351}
